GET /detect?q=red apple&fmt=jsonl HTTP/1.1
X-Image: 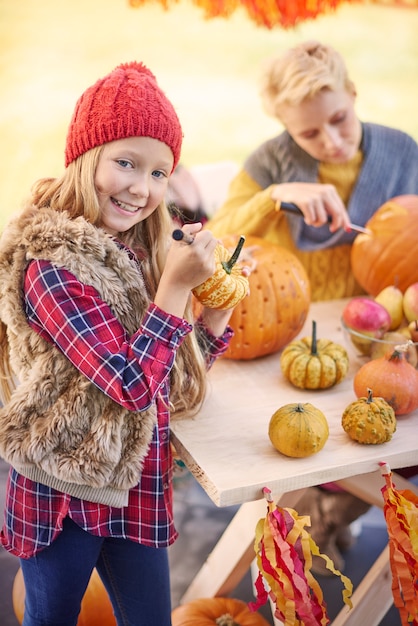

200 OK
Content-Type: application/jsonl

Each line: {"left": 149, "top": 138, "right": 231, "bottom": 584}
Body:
{"left": 403, "top": 282, "right": 418, "bottom": 323}
{"left": 342, "top": 297, "right": 391, "bottom": 355}
{"left": 342, "top": 297, "right": 391, "bottom": 335}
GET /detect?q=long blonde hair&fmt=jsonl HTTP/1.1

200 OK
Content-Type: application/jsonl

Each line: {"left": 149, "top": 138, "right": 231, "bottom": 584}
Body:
{"left": 260, "top": 40, "right": 356, "bottom": 121}
{"left": 0, "top": 148, "right": 207, "bottom": 417}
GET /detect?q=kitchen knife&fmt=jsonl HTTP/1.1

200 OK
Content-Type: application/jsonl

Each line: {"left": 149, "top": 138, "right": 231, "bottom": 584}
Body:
{"left": 279, "top": 201, "right": 371, "bottom": 235}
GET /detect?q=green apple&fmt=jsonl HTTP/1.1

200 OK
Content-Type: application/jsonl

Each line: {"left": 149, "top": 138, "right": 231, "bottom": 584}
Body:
{"left": 403, "top": 282, "right": 418, "bottom": 322}
{"left": 375, "top": 285, "right": 404, "bottom": 330}
{"left": 408, "top": 320, "right": 418, "bottom": 342}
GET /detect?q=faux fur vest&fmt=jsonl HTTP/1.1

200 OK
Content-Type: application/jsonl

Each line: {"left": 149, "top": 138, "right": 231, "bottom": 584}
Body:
{"left": 0, "top": 207, "right": 157, "bottom": 507}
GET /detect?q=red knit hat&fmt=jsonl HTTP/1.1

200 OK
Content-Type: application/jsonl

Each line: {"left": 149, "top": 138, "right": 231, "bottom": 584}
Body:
{"left": 65, "top": 62, "right": 182, "bottom": 171}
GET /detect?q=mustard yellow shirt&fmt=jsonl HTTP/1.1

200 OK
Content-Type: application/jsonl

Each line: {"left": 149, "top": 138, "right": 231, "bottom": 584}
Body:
{"left": 206, "top": 152, "right": 366, "bottom": 301}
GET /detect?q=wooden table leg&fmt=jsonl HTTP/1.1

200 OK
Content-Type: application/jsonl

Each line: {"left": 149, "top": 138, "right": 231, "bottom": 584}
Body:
{"left": 332, "top": 471, "right": 418, "bottom": 625}
{"left": 181, "top": 472, "right": 417, "bottom": 625}
{"left": 180, "top": 488, "right": 307, "bottom": 604}
{"left": 180, "top": 498, "right": 265, "bottom": 603}
{"left": 332, "top": 544, "right": 392, "bottom": 626}
{"left": 337, "top": 469, "right": 418, "bottom": 508}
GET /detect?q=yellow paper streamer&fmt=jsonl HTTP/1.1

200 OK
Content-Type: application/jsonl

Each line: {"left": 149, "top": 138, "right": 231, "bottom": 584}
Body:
{"left": 380, "top": 463, "right": 418, "bottom": 626}
{"left": 249, "top": 488, "right": 352, "bottom": 625}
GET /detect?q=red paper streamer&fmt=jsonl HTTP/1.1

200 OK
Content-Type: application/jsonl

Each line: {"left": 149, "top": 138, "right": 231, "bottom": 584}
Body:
{"left": 248, "top": 487, "right": 352, "bottom": 625}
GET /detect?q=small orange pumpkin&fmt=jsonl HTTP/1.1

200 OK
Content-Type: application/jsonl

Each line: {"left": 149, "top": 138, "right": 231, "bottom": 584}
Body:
{"left": 353, "top": 343, "right": 418, "bottom": 415}
{"left": 171, "top": 597, "right": 271, "bottom": 625}
{"left": 219, "top": 235, "right": 311, "bottom": 360}
{"left": 351, "top": 195, "right": 418, "bottom": 296}
{"left": 192, "top": 236, "right": 249, "bottom": 310}
{"left": 13, "top": 567, "right": 116, "bottom": 626}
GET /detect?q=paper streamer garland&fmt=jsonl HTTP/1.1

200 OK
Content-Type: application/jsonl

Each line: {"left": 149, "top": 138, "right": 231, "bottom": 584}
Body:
{"left": 248, "top": 487, "right": 352, "bottom": 625}
{"left": 380, "top": 462, "right": 418, "bottom": 626}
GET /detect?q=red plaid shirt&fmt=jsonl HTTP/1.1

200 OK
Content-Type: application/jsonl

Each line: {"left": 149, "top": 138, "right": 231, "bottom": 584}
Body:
{"left": 1, "top": 256, "right": 232, "bottom": 558}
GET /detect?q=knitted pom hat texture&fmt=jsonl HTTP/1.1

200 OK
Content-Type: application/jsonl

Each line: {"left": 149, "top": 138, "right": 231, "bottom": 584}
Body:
{"left": 65, "top": 61, "right": 182, "bottom": 170}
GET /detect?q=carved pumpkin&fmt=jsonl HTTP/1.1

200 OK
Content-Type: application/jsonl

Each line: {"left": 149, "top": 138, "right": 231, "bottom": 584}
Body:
{"left": 219, "top": 235, "right": 311, "bottom": 360}
{"left": 353, "top": 343, "right": 418, "bottom": 415}
{"left": 192, "top": 236, "right": 249, "bottom": 310}
{"left": 13, "top": 567, "right": 116, "bottom": 626}
{"left": 280, "top": 320, "right": 349, "bottom": 389}
{"left": 342, "top": 388, "right": 396, "bottom": 444}
{"left": 268, "top": 402, "right": 329, "bottom": 458}
{"left": 171, "top": 597, "right": 271, "bottom": 625}
{"left": 351, "top": 195, "right": 418, "bottom": 296}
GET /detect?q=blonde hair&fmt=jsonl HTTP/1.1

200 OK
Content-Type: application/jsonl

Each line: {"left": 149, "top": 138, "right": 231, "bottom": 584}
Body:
{"left": 0, "top": 149, "right": 207, "bottom": 417}
{"left": 260, "top": 40, "right": 355, "bottom": 121}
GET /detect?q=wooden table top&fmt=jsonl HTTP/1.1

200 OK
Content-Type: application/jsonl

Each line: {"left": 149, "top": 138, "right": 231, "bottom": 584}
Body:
{"left": 170, "top": 299, "right": 418, "bottom": 507}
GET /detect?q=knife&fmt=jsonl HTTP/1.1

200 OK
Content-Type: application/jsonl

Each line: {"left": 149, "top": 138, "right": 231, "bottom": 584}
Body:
{"left": 279, "top": 202, "right": 371, "bottom": 235}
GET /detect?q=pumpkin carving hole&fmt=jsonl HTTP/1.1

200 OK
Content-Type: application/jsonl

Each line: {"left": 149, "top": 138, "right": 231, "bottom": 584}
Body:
{"left": 219, "top": 235, "right": 311, "bottom": 360}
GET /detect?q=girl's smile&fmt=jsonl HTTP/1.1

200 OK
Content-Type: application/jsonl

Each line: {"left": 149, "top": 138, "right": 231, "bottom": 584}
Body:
{"left": 94, "top": 136, "right": 174, "bottom": 235}
{"left": 111, "top": 197, "right": 147, "bottom": 213}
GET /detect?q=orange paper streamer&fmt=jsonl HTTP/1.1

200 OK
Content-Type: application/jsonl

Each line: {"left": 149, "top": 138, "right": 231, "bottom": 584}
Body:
{"left": 380, "top": 463, "right": 418, "bottom": 626}
{"left": 248, "top": 487, "right": 352, "bottom": 625}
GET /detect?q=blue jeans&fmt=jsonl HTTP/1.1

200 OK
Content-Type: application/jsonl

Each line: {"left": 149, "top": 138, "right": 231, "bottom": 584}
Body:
{"left": 20, "top": 516, "right": 172, "bottom": 626}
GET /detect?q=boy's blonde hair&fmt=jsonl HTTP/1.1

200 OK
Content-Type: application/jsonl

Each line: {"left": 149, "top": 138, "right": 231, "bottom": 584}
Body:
{"left": 260, "top": 40, "right": 355, "bottom": 121}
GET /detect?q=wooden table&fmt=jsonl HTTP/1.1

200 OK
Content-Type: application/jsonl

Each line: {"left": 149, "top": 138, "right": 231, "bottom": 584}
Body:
{"left": 170, "top": 299, "right": 418, "bottom": 625}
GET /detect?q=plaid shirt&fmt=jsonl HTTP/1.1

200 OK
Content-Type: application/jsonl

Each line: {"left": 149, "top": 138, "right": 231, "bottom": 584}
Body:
{"left": 1, "top": 256, "right": 232, "bottom": 558}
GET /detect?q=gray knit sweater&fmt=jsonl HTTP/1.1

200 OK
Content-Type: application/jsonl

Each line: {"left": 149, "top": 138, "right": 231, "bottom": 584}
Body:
{"left": 244, "top": 122, "right": 418, "bottom": 251}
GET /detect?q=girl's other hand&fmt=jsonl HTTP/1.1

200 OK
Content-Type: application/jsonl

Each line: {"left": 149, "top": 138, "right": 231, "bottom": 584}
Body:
{"left": 200, "top": 258, "right": 251, "bottom": 337}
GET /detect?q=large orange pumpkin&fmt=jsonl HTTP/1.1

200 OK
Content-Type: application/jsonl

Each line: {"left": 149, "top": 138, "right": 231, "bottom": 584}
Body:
{"left": 351, "top": 195, "right": 418, "bottom": 296}
{"left": 171, "top": 597, "right": 271, "bottom": 625}
{"left": 13, "top": 567, "right": 116, "bottom": 626}
{"left": 219, "top": 235, "right": 311, "bottom": 360}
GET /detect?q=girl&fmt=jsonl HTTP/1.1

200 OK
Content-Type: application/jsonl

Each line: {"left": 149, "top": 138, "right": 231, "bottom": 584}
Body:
{"left": 0, "top": 62, "right": 244, "bottom": 626}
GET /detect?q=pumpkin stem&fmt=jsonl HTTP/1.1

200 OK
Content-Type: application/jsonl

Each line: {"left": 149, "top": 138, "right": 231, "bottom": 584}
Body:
{"left": 366, "top": 387, "right": 374, "bottom": 403}
{"left": 222, "top": 236, "right": 246, "bottom": 274}
{"left": 389, "top": 341, "right": 413, "bottom": 360}
{"left": 310, "top": 320, "right": 318, "bottom": 355}
{"left": 215, "top": 614, "right": 240, "bottom": 626}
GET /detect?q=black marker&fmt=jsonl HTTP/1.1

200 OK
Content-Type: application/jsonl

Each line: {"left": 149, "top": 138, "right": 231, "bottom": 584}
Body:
{"left": 172, "top": 229, "right": 194, "bottom": 244}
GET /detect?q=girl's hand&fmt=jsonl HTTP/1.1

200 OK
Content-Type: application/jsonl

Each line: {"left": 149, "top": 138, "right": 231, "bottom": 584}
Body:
{"left": 166, "top": 223, "right": 219, "bottom": 288}
{"left": 271, "top": 182, "right": 351, "bottom": 233}
{"left": 154, "top": 223, "right": 219, "bottom": 319}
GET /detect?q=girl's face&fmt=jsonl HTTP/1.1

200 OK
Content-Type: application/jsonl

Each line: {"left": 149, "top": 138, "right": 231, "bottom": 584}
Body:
{"left": 94, "top": 136, "right": 174, "bottom": 236}
{"left": 279, "top": 88, "right": 362, "bottom": 164}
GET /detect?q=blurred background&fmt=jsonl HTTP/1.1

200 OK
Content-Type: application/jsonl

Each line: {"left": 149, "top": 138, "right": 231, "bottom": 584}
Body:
{"left": 1, "top": 2, "right": 417, "bottom": 624}
{"left": 1, "top": 0, "right": 418, "bottom": 232}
